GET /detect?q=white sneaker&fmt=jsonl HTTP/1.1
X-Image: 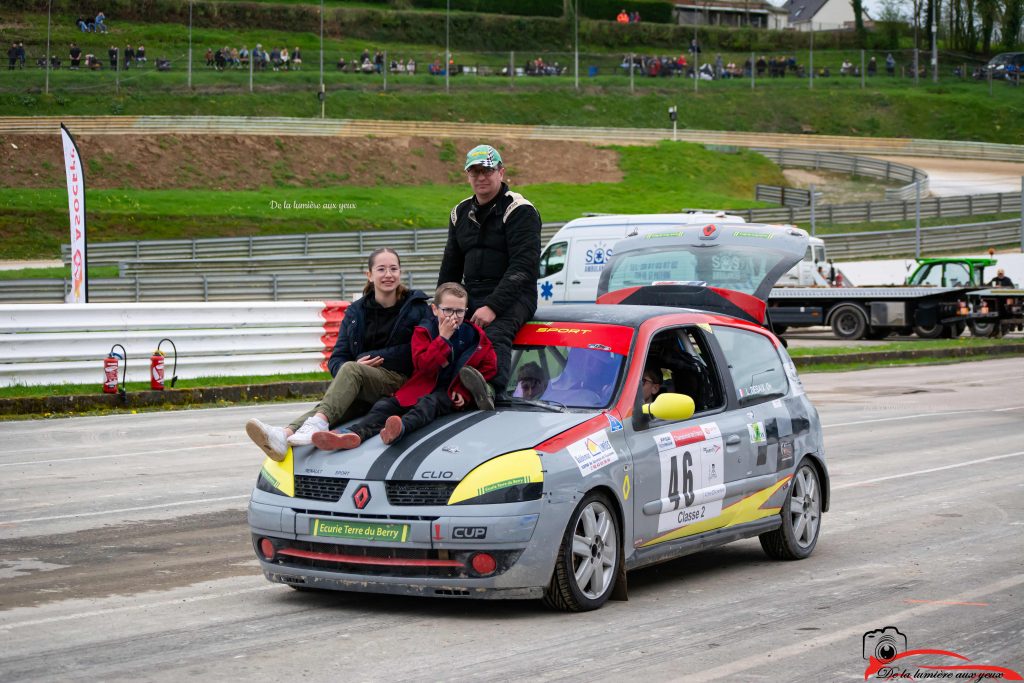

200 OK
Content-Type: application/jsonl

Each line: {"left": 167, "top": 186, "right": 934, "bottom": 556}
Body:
{"left": 287, "top": 415, "right": 329, "bottom": 446}
{"left": 246, "top": 418, "right": 289, "bottom": 462}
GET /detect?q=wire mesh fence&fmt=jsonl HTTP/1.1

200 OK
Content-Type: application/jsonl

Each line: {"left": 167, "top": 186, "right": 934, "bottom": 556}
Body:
{"left": 3, "top": 43, "right": 1013, "bottom": 99}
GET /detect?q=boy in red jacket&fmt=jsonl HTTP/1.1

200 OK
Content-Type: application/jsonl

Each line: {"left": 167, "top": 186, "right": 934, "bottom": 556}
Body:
{"left": 313, "top": 282, "right": 497, "bottom": 449}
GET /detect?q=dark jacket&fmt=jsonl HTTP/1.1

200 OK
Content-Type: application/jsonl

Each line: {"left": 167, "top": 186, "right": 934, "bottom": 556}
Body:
{"left": 394, "top": 317, "right": 497, "bottom": 408}
{"left": 437, "top": 183, "right": 541, "bottom": 316}
{"left": 327, "top": 289, "right": 430, "bottom": 377}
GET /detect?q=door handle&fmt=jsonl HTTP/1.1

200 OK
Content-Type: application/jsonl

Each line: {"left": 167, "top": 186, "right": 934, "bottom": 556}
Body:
{"left": 726, "top": 434, "right": 741, "bottom": 445}
{"left": 571, "top": 280, "right": 582, "bottom": 285}
{"left": 554, "top": 281, "right": 564, "bottom": 285}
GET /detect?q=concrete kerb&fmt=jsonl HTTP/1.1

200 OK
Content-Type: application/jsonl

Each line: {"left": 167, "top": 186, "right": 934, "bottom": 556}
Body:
{"left": 791, "top": 342, "right": 1024, "bottom": 367}
{"left": 0, "top": 380, "right": 330, "bottom": 417}
{"left": 1, "top": 344, "right": 1022, "bottom": 417}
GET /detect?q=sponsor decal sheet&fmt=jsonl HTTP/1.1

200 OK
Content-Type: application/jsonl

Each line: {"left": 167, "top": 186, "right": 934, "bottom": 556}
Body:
{"left": 653, "top": 422, "right": 726, "bottom": 532}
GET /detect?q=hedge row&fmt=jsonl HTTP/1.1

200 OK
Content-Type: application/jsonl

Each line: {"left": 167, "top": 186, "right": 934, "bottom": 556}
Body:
{"left": 9, "top": 0, "right": 858, "bottom": 52}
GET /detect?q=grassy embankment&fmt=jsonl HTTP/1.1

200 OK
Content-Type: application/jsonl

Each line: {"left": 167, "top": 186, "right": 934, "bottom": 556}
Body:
{"left": 1, "top": 12, "right": 1020, "bottom": 140}
{"left": 0, "top": 141, "right": 784, "bottom": 260}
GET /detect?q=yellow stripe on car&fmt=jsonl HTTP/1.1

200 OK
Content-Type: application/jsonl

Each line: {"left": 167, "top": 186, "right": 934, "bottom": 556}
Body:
{"left": 448, "top": 449, "right": 543, "bottom": 505}
{"left": 641, "top": 475, "right": 790, "bottom": 547}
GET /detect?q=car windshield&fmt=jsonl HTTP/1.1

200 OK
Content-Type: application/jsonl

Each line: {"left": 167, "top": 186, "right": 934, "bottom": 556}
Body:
{"left": 507, "top": 322, "right": 633, "bottom": 410}
{"left": 604, "top": 245, "right": 782, "bottom": 296}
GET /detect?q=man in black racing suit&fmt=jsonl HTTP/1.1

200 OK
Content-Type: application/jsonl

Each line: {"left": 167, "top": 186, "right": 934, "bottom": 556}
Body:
{"left": 438, "top": 144, "right": 541, "bottom": 408}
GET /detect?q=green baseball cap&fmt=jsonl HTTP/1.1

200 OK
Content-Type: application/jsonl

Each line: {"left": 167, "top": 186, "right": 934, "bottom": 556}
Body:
{"left": 464, "top": 144, "right": 503, "bottom": 171}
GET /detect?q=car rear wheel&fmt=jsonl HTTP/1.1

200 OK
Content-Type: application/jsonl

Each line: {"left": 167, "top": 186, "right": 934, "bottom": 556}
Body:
{"left": 760, "top": 460, "right": 821, "bottom": 560}
{"left": 544, "top": 492, "right": 621, "bottom": 612}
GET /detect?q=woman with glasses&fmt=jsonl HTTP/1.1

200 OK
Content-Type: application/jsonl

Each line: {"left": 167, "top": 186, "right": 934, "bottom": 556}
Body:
{"left": 245, "top": 248, "right": 430, "bottom": 461}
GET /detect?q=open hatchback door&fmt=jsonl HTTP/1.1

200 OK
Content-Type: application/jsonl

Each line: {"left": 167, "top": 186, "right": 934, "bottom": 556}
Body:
{"left": 595, "top": 223, "right": 810, "bottom": 324}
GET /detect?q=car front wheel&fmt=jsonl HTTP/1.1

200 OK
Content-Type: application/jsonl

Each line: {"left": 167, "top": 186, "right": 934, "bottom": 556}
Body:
{"left": 544, "top": 492, "right": 621, "bottom": 612}
{"left": 760, "top": 460, "right": 822, "bottom": 560}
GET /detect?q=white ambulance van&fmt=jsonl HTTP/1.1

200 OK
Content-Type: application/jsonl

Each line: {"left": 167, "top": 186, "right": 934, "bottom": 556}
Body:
{"left": 537, "top": 212, "right": 746, "bottom": 305}
{"left": 537, "top": 212, "right": 826, "bottom": 305}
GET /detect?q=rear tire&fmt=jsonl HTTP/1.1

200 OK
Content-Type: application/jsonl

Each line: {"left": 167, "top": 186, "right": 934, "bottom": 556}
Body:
{"left": 830, "top": 305, "right": 868, "bottom": 340}
{"left": 543, "top": 492, "right": 621, "bottom": 612}
{"left": 760, "top": 460, "right": 822, "bottom": 561}
{"left": 969, "top": 320, "right": 997, "bottom": 337}
{"left": 913, "top": 323, "right": 945, "bottom": 339}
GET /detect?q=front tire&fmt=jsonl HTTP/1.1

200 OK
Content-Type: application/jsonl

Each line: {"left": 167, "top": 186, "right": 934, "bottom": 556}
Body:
{"left": 830, "top": 305, "right": 868, "bottom": 340}
{"left": 760, "top": 460, "right": 822, "bottom": 560}
{"left": 544, "top": 492, "right": 621, "bottom": 612}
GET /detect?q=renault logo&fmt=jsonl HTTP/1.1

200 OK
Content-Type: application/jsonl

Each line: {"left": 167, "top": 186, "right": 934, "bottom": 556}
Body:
{"left": 353, "top": 484, "right": 371, "bottom": 509}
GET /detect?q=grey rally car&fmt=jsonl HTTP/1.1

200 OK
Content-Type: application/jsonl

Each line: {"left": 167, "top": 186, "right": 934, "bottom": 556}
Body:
{"left": 248, "top": 222, "right": 829, "bottom": 611}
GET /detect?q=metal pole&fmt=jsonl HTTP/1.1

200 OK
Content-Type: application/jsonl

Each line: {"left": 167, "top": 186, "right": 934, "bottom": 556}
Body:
{"left": 810, "top": 183, "right": 816, "bottom": 236}
{"left": 115, "top": 45, "right": 120, "bottom": 94}
{"left": 931, "top": 0, "right": 938, "bottom": 83}
{"left": 861, "top": 48, "right": 865, "bottom": 89}
{"left": 45, "top": 0, "right": 52, "bottom": 95}
{"left": 510, "top": 50, "right": 514, "bottom": 87}
{"left": 751, "top": 51, "right": 755, "bottom": 90}
{"left": 630, "top": 52, "right": 635, "bottom": 94}
{"left": 445, "top": 0, "right": 450, "bottom": 94}
{"left": 319, "top": 0, "right": 324, "bottom": 111}
{"left": 809, "top": 27, "right": 814, "bottom": 90}
{"left": 694, "top": 24, "right": 699, "bottom": 93}
{"left": 573, "top": 0, "right": 579, "bottom": 91}
{"left": 249, "top": 46, "right": 253, "bottom": 93}
{"left": 188, "top": 0, "right": 193, "bottom": 89}
{"left": 1020, "top": 176, "right": 1023, "bottom": 253}
{"left": 914, "top": 48, "right": 919, "bottom": 86}
{"left": 383, "top": 48, "right": 387, "bottom": 92}
{"left": 915, "top": 180, "right": 922, "bottom": 258}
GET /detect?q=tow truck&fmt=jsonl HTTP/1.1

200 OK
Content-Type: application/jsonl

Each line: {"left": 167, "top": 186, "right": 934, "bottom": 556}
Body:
{"left": 905, "top": 257, "right": 1024, "bottom": 337}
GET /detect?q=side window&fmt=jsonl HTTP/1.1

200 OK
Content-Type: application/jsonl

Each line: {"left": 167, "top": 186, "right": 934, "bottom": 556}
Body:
{"left": 945, "top": 263, "right": 970, "bottom": 287}
{"left": 712, "top": 326, "right": 788, "bottom": 405}
{"left": 539, "top": 241, "right": 567, "bottom": 278}
{"left": 916, "top": 265, "right": 942, "bottom": 287}
{"left": 643, "top": 327, "right": 725, "bottom": 418}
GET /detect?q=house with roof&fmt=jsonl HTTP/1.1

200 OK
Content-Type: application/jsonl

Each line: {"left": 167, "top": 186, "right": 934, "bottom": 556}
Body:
{"left": 781, "top": 0, "right": 854, "bottom": 30}
{"left": 673, "top": 0, "right": 789, "bottom": 29}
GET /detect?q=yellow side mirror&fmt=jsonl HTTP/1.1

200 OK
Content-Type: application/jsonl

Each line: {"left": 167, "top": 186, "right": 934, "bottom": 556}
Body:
{"left": 642, "top": 393, "right": 696, "bottom": 421}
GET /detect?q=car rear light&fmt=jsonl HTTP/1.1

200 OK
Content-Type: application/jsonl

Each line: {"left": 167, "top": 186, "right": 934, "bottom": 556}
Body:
{"left": 470, "top": 552, "right": 497, "bottom": 576}
{"left": 259, "top": 538, "right": 276, "bottom": 561}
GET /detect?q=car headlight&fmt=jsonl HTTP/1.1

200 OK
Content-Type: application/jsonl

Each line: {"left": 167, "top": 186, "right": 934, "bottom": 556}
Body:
{"left": 257, "top": 452, "right": 294, "bottom": 497}
{"left": 448, "top": 449, "right": 544, "bottom": 505}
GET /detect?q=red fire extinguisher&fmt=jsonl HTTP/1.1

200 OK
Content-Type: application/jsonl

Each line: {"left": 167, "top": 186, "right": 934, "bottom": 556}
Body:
{"left": 103, "top": 344, "right": 127, "bottom": 397}
{"left": 150, "top": 338, "right": 178, "bottom": 390}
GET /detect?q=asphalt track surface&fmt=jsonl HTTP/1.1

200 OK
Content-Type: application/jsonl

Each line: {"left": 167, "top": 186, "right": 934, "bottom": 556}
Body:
{"left": 1, "top": 358, "right": 1022, "bottom": 682}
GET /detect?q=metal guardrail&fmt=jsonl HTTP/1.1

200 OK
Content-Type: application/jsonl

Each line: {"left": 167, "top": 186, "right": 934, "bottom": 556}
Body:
{"left": 820, "top": 218, "right": 1024, "bottom": 259}
{"left": 755, "top": 185, "right": 814, "bottom": 206}
{"left": 752, "top": 148, "right": 930, "bottom": 200}
{"left": 0, "top": 271, "right": 443, "bottom": 304}
{"left": 0, "top": 301, "right": 339, "bottom": 387}
{"left": 65, "top": 225, "right": 563, "bottom": 266}
{"left": 117, "top": 251, "right": 446, "bottom": 278}
{"left": 731, "top": 191, "right": 1020, "bottom": 226}
{"left": 5, "top": 116, "right": 1024, "bottom": 161}
{"left": 19, "top": 219, "right": 1024, "bottom": 304}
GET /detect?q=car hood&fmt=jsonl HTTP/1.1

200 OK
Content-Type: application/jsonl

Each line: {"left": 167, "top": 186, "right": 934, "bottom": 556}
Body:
{"left": 294, "top": 410, "right": 595, "bottom": 481}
